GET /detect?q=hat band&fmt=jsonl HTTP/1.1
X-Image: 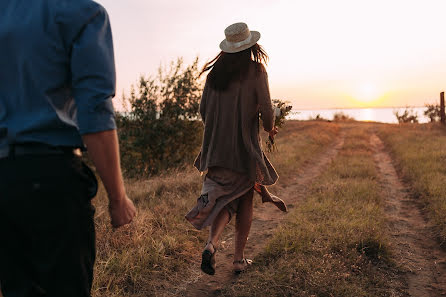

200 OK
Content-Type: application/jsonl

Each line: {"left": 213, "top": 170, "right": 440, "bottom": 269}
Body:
{"left": 226, "top": 33, "right": 252, "bottom": 49}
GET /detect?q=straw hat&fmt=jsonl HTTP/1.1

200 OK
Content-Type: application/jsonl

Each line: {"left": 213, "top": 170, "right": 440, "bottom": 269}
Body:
{"left": 219, "top": 22, "right": 261, "bottom": 53}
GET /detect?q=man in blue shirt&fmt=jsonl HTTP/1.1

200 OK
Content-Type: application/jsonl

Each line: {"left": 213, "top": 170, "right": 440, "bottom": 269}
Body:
{"left": 0, "top": 0, "right": 136, "bottom": 296}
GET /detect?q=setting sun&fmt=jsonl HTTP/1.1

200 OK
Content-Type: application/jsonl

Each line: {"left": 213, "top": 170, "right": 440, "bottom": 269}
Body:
{"left": 355, "top": 82, "right": 380, "bottom": 103}
{"left": 98, "top": 0, "right": 446, "bottom": 110}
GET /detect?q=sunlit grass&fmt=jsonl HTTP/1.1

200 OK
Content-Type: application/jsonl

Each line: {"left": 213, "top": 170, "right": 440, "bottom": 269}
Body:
{"left": 90, "top": 120, "right": 339, "bottom": 296}
{"left": 266, "top": 121, "right": 340, "bottom": 182}
{"left": 92, "top": 169, "right": 204, "bottom": 296}
{"left": 378, "top": 123, "right": 446, "bottom": 243}
{"left": 222, "top": 124, "right": 399, "bottom": 297}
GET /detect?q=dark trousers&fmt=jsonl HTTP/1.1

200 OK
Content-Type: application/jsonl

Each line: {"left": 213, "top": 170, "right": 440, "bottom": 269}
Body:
{"left": 0, "top": 154, "right": 98, "bottom": 297}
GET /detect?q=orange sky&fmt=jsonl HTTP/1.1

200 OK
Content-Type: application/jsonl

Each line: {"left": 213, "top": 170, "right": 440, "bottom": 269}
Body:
{"left": 96, "top": 0, "right": 446, "bottom": 109}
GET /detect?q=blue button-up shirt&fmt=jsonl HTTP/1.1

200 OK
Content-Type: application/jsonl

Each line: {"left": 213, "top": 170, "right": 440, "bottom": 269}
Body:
{"left": 0, "top": 0, "right": 117, "bottom": 149}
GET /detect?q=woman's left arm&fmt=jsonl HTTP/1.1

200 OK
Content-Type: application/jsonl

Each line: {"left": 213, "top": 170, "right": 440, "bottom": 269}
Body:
{"left": 256, "top": 71, "right": 274, "bottom": 132}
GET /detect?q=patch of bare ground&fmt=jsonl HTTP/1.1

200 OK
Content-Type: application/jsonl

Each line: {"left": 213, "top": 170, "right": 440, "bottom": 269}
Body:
{"left": 172, "top": 133, "right": 346, "bottom": 297}
{"left": 371, "top": 133, "right": 446, "bottom": 297}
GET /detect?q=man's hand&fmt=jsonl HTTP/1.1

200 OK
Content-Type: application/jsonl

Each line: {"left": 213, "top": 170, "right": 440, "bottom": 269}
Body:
{"left": 82, "top": 130, "right": 137, "bottom": 229}
{"left": 109, "top": 195, "right": 136, "bottom": 228}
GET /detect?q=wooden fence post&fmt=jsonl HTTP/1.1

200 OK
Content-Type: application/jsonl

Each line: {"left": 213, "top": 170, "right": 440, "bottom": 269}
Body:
{"left": 441, "top": 92, "right": 445, "bottom": 124}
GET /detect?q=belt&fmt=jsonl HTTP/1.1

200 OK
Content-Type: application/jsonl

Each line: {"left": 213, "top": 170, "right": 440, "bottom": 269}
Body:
{"left": 0, "top": 144, "right": 82, "bottom": 159}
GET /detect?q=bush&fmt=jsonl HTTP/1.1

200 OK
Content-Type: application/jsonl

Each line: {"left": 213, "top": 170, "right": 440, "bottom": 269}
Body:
{"left": 424, "top": 103, "right": 441, "bottom": 122}
{"left": 117, "top": 58, "right": 204, "bottom": 176}
{"left": 333, "top": 111, "right": 355, "bottom": 122}
{"left": 308, "top": 114, "right": 328, "bottom": 121}
{"left": 394, "top": 108, "right": 419, "bottom": 123}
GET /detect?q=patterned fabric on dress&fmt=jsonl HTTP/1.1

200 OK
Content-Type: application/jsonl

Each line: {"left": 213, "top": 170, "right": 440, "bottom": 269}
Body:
{"left": 185, "top": 167, "right": 287, "bottom": 230}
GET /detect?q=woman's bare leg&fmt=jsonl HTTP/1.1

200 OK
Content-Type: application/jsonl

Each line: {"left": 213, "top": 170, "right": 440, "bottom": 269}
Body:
{"left": 234, "top": 189, "right": 254, "bottom": 262}
{"left": 205, "top": 208, "right": 230, "bottom": 252}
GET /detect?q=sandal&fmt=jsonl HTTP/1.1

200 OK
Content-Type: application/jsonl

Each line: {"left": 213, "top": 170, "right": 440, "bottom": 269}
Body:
{"left": 233, "top": 258, "right": 252, "bottom": 274}
{"left": 201, "top": 242, "right": 217, "bottom": 275}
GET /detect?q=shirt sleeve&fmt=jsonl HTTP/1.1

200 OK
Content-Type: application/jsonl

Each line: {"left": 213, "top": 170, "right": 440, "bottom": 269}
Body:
{"left": 256, "top": 71, "right": 274, "bottom": 132}
{"left": 61, "top": 1, "right": 117, "bottom": 135}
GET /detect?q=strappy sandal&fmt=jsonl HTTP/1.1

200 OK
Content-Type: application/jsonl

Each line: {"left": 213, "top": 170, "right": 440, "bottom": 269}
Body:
{"left": 201, "top": 242, "right": 217, "bottom": 275}
{"left": 233, "top": 258, "right": 252, "bottom": 274}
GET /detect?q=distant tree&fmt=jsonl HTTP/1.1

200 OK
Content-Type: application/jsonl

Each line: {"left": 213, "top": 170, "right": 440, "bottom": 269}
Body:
{"left": 424, "top": 103, "right": 441, "bottom": 122}
{"left": 117, "top": 57, "right": 203, "bottom": 176}
{"left": 333, "top": 112, "right": 355, "bottom": 122}
{"left": 308, "top": 114, "right": 328, "bottom": 121}
{"left": 394, "top": 108, "right": 419, "bottom": 124}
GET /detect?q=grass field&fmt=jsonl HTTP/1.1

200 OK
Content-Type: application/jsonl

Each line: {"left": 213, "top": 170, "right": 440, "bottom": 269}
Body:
{"left": 378, "top": 123, "right": 446, "bottom": 243}
{"left": 221, "top": 123, "right": 402, "bottom": 297}
{"left": 91, "top": 121, "right": 340, "bottom": 297}
{"left": 4, "top": 122, "right": 445, "bottom": 297}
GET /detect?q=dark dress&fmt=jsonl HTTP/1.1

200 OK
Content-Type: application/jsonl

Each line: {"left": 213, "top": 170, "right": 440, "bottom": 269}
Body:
{"left": 185, "top": 62, "right": 286, "bottom": 230}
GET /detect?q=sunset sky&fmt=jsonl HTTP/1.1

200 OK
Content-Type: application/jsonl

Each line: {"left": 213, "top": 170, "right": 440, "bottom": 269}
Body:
{"left": 96, "top": 0, "right": 446, "bottom": 110}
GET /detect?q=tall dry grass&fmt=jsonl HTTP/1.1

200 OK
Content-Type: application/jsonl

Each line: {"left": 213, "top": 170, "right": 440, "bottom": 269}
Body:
{"left": 90, "top": 120, "right": 340, "bottom": 296}
{"left": 222, "top": 123, "right": 401, "bottom": 297}
{"left": 265, "top": 121, "right": 340, "bottom": 182}
{"left": 378, "top": 123, "right": 446, "bottom": 243}
{"left": 0, "top": 121, "right": 339, "bottom": 297}
{"left": 92, "top": 168, "right": 205, "bottom": 296}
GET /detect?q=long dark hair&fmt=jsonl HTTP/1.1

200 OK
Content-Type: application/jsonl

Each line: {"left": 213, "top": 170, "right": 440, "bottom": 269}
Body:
{"left": 200, "top": 43, "right": 269, "bottom": 91}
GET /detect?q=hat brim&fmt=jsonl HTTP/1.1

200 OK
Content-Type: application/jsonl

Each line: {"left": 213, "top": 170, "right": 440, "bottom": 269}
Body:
{"left": 219, "top": 31, "right": 261, "bottom": 53}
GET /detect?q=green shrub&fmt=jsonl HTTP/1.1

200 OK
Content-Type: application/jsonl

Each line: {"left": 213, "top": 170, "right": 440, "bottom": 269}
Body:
{"left": 117, "top": 58, "right": 204, "bottom": 176}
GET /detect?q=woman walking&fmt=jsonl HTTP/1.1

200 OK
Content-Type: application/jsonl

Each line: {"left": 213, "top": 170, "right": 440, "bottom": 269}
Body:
{"left": 185, "top": 22, "right": 286, "bottom": 275}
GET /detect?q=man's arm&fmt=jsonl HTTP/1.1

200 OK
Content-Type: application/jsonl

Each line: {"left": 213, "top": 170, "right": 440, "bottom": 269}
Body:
{"left": 65, "top": 3, "right": 136, "bottom": 228}
{"left": 82, "top": 130, "right": 136, "bottom": 228}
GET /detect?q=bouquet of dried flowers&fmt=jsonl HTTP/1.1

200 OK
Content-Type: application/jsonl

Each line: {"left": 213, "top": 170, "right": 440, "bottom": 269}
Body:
{"left": 266, "top": 99, "right": 293, "bottom": 153}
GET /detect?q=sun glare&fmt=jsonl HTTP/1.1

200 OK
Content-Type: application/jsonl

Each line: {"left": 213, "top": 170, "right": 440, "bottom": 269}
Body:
{"left": 354, "top": 82, "right": 380, "bottom": 104}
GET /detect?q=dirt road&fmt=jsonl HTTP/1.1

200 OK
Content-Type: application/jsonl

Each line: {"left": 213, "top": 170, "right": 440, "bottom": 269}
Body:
{"left": 174, "top": 134, "right": 345, "bottom": 297}
{"left": 371, "top": 134, "right": 446, "bottom": 297}
{"left": 175, "top": 131, "right": 446, "bottom": 297}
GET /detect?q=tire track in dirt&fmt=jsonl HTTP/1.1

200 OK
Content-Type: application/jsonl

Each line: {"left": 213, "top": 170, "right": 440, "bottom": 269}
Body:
{"left": 170, "top": 133, "right": 346, "bottom": 297}
{"left": 371, "top": 134, "right": 446, "bottom": 297}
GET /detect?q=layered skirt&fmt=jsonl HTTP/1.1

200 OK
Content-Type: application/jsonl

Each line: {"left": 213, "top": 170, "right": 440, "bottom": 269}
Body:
{"left": 185, "top": 167, "right": 287, "bottom": 230}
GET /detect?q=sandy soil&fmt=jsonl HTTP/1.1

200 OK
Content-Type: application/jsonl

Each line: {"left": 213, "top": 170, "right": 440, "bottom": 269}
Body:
{"left": 371, "top": 134, "right": 446, "bottom": 297}
{"left": 173, "top": 134, "right": 346, "bottom": 297}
